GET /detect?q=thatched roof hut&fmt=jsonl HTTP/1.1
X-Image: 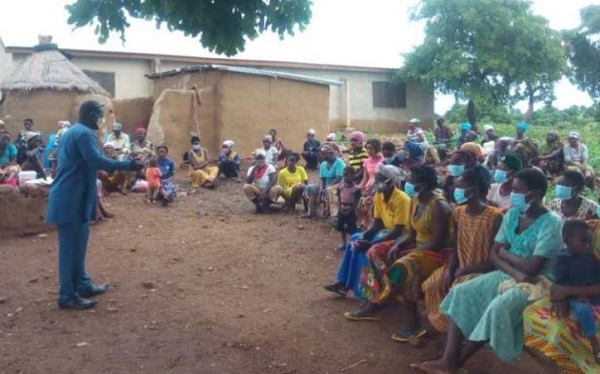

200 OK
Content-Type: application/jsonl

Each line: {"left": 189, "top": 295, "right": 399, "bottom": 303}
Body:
{"left": 0, "top": 36, "right": 113, "bottom": 138}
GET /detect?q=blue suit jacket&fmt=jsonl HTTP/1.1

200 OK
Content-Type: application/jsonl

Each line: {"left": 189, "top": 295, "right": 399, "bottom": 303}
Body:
{"left": 46, "top": 123, "right": 131, "bottom": 224}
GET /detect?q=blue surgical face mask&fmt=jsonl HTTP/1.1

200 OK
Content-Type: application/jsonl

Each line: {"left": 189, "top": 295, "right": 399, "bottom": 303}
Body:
{"left": 510, "top": 192, "right": 531, "bottom": 213}
{"left": 448, "top": 164, "right": 465, "bottom": 177}
{"left": 453, "top": 187, "right": 469, "bottom": 205}
{"left": 555, "top": 185, "right": 573, "bottom": 200}
{"left": 493, "top": 169, "right": 508, "bottom": 183}
{"left": 404, "top": 182, "right": 419, "bottom": 198}
{"left": 596, "top": 204, "right": 600, "bottom": 219}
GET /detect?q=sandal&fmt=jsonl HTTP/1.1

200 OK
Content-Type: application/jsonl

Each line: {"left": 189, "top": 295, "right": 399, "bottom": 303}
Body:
{"left": 343, "top": 310, "right": 381, "bottom": 321}
{"left": 391, "top": 327, "right": 427, "bottom": 342}
{"left": 323, "top": 284, "right": 347, "bottom": 297}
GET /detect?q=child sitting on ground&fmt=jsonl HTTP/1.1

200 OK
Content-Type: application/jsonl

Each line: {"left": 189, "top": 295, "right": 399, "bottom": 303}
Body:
{"left": 335, "top": 166, "right": 361, "bottom": 250}
{"left": 145, "top": 158, "right": 162, "bottom": 203}
{"left": 552, "top": 219, "right": 600, "bottom": 363}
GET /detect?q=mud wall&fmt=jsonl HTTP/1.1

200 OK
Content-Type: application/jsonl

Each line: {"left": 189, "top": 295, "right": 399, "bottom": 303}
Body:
{"left": 112, "top": 96, "right": 154, "bottom": 136}
{"left": 1, "top": 91, "right": 76, "bottom": 138}
{"left": 0, "top": 186, "right": 48, "bottom": 236}
{"left": 218, "top": 73, "right": 330, "bottom": 158}
{"left": 146, "top": 87, "right": 216, "bottom": 164}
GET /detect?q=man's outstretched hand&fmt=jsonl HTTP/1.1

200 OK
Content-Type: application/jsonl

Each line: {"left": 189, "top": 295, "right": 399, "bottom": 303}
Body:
{"left": 130, "top": 160, "right": 145, "bottom": 171}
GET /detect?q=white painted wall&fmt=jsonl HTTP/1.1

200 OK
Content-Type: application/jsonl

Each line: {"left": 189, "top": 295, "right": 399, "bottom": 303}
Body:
{"left": 0, "top": 44, "right": 15, "bottom": 84}
{"left": 70, "top": 56, "right": 152, "bottom": 99}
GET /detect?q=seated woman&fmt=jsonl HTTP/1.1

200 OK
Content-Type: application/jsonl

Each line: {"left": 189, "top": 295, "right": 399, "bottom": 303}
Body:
{"left": 346, "top": 166, "right": 453, "bottom": 343}
{"left": 548, "top": 169, "right": 597, "bottom": 221}
{"left": 433, "top": 118, "right": 454, "bottom": 160}
{"left": 130, "top": 127, "right": 155, "bottom": 164}
{"left": 442, "top": 149, "right": 478, "bottom": 204}
{"left": 485, "top": 136, "right": 513, "bottom": 171}
{"left": 523, "top": 219, "right": 600, "bottom": 373}
{"left": 97, "top": 142, "right": 127, "bottom": 194}
{"left": 411, "top": 168, "right": 562, "bottom": 374}
{"left": 423, "top": 166, "right": 502, "bottom": 332}
{"left": 323, "top": 164, "right": 410, "bottom": 298}
{"left": 512, "top": 121, "right": 538, "bottom": 167}
{"left": 301, "top": 128, "right": 321, "bottom": 170}
{"left": 457, "top": 122, "right": 478, "bottom": 147}
{"left": 218, "top": 140, "right": 240, "bottom": 178}
{"left": 356, "top": 139, "right": 384, "bottom": 229}
{"left": 0, "top": 131, "right": 20, "bottom": 183}
{"left": 243, "top": 150, "right": 277, "bottom": 213}
{"left": 20, "top": 132, "right": 46, "bottom": 178}
{"left": 536, "top": 131, "right": 563, "bottom": 177}
{"left": 270, "top": 152, "right": 308, "bottom": 211}
{"left": 188, "top": 135, "right": 219, "bottom": 190}
{"left": 406, "top": 118, "right": 429, "bottom": 151}
{"left": 261, "top": 135, "right": 280, "bottom": 167}
{"left": 487, "top": 154, "right": 522, "bottom": 213}
{"left": 564, "top": 131, "right": 595, "bottom": 189}
{"left": 269, "top": 128, "right": 288, "bottom": 162}
{"left": 304, "top": 144, "right": 346, "bottom": 218}
{"left": 156, "top": 145, "right": 177, "bottom": 205}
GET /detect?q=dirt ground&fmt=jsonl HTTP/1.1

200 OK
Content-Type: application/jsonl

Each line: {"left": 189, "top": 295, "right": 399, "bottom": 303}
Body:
{"left": 0, "top": 171, "right": 547, "bottom": 374}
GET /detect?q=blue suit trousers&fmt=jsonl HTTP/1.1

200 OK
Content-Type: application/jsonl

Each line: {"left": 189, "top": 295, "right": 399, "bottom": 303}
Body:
{"left": 57, "top": 221, "right": 93, "bottom": 303}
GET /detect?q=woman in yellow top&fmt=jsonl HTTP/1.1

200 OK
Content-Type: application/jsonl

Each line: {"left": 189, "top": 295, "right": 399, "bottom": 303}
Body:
{"left": 188, "top": 135, "right": 219, "bottom": 190}
{"left": 346, "top": 165, "right": 453, "bottom": 341}
{"left": 270, "top": 153, "right": 308, "bottom": 211}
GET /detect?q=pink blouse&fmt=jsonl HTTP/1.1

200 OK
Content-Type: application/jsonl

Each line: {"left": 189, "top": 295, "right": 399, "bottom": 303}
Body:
{"left": 362, "top": 155, "right": 384, "bottom": 191}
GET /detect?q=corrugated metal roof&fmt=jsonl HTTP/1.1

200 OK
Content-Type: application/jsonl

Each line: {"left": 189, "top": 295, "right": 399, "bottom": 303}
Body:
{"left": 146, "top": 64, "right": 343, "bottom": 86}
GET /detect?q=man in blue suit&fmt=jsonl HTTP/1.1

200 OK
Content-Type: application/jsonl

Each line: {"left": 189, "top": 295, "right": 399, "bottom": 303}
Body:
{"left": 46, "top": 101, "right": 143, "bottom": 310}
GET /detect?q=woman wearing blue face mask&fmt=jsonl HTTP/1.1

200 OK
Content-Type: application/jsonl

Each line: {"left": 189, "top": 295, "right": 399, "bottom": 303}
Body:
{"left": 412, "top": 168, "right": 562, "bottom": 373}
{"left": 487, "top": 154, "right": 522, "bottom": 213}
{"left": 346, "top": 165, "right": 453, "bottom": 342}
{"left": 442, "top": 150, "right": 477, "bottom": 204}
{"left": 548, "top": 170, "right": 596, "bottom": 221}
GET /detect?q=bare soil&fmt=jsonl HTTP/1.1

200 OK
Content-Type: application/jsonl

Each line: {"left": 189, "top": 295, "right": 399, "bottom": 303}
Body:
{"left": 0, "top": 171, "right": 545, "bottom": 374}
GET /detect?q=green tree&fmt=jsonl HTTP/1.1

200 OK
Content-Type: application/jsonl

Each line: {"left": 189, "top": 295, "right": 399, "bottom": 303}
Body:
{"left": 65, "top": 0, "right": 312, "bottom": 56}
{"left": 400, "top": 0, "right": 566, "bottom": 111}
{"left": 564, "top": 5, "right": 600, "bottom": 102}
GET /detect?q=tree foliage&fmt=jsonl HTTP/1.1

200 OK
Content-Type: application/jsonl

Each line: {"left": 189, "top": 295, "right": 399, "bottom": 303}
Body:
{"left": 65, "top": 0, "right": 312, "bottom": 56}
{"left": 399, "top": 0, "right": 566, "bottom": 109}
{"left": 564, "top": 5, "right": 600, "bottom": 102}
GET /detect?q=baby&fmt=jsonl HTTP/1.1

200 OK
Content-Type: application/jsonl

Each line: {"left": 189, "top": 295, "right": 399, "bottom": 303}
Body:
{"left": 145, "top": 158, "right": 162, "bottom": 203}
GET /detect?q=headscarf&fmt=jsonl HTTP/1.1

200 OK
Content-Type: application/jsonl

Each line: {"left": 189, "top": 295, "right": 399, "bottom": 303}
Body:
{"left": 404, "top": 141, "right": 424, "bottom": 159}
{"left": 326, "top": 133, "right": 336, "bottom": 141}
{"left": 103, "top": 141, "right": 115, "bottom": 149}
{"left": 307, "top": 128, "right": 316, "bottom": 135}
{"left": 136, "top": 127, "right": 146, "bottom": 134}
{"left": 24, "top": 131, "right": 40, "bottom": 143}
{"left": 500, "top": 154, "right": 523, "bottom": 172}
{"left": 376, "top": 164, "right": 408, "bottom": 186}
{"left": 263, "top": 134, "right": 273, "bottom": 142}
{"left": 569, "top": 131, "right": 580, "bottom": 140}
{"left": 409, "top": 118, "right": 421, "bottom": 125}
{"left": 222, "top": 140, "right": 235, "bottom": 148}
{"left": 483, "top": 124, "right": 494, "bottom": 133}
{"left": 460, "top": 142, "right": 484, "bottom": 160}
{"left": 59, "top": 120, "right": 71, "bottom": 129}
{"left": 516, "top": 121, "right": 529, "bottom": 131}
{"left": 460, "top": 122, "right": 472, "bottom": 131}
{"left": 113, "top": 122, "right": 123, "bottom": 131}
{"left": 190, "top": 135, "right": 201, "bottom": 144}
{"left": 254, "top": 148, "right": 267, "bottom": 158}
{"left": 349, "top": 131, "right": 365, "bottom": 143}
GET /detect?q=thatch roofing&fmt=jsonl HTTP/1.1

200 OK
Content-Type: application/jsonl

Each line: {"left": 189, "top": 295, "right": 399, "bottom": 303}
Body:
{"left": 0, "top": 43, "right": 109, "bottom": 95}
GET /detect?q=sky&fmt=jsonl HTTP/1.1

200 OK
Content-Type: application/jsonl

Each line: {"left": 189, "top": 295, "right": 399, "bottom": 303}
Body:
{"left": 0, "top": 0, "right": 599, "bottom": 113}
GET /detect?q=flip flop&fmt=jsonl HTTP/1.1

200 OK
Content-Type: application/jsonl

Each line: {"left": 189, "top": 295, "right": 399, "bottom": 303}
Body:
{"left": 343, "top": 311, "right": 381, "bottom": 321}
{"left": 391, "top": 328, "right": 427, "bottom": 342}
{"left": 323, "top": 284, "right": 347, "bottom": 297}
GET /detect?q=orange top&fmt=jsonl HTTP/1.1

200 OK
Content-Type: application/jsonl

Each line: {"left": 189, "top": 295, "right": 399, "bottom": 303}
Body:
{"left": 145, "top": 167, "right": 162, "bottom": 187}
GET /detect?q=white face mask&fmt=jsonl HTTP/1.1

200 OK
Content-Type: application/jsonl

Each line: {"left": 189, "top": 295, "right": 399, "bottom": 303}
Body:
{"left": 192, "top": 144, "right": 201, "bottom": 151}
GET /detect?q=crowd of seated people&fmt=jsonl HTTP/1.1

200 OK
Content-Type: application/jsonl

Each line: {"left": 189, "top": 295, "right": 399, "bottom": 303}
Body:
{"left": 2, "top": 113, "right": 600, "bottom": 372}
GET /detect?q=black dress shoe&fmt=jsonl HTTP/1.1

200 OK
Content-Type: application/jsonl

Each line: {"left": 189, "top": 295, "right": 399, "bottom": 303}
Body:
{"left": 79, "top": 282, "right": 110, "bottom": 298}
{"left": 58, "top": 297, "right": 97, "bottom": 310}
